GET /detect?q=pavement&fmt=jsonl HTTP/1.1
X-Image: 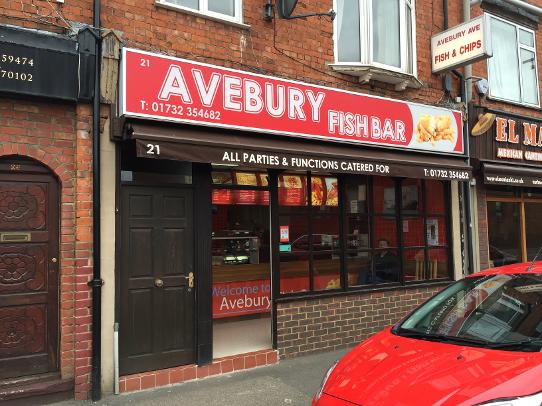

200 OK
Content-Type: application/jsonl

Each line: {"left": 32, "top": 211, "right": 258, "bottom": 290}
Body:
{"left": 53, "top": 348, "right": 351, "bottom": 406}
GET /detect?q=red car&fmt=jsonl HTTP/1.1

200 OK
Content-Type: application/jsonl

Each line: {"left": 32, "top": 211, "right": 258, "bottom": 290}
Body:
{"left": 313, "top": 262, "right": 542, "bottom": 406}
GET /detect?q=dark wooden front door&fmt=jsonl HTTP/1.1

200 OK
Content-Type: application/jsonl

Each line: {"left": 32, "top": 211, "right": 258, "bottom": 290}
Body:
{"left": 120, "top": 186, "right": 195, "bottom": 375}
{"left": 0, "top": 172, "right": 59, "bottom": 379}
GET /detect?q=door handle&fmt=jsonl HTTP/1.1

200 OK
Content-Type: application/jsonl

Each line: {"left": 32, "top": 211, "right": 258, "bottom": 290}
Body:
{"left": 185, "top": 272, "right": 194, "bottom": 288}
{"left": 154, "top": 278, "right": 164, "bottom": 288}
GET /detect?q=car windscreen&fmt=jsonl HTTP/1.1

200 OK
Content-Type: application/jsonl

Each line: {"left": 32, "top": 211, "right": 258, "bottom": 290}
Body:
{"left": 394, "top": 274, "right": 542, "bottom": 351}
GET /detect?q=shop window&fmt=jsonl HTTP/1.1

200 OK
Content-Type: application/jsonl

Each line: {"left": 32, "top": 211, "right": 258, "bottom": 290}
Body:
{"left": 526, "top": 202, "right": 542, "bottom": 261}
{"left": 488, "top": 15, "right": 539, "bottom": 107}
{"left": 487, "top": 201, "right": 522, "bottom": 267}
{"left": 157, "top": 0, "right": 242, "bottom": 24}
{"left": 332, "top": 0, "right": 417, "bottom": 87}
{"left": 211, "top": 169, "right": 271, "bottom": 357}
{"left": 279, "top": 173, "right": 341, "bottom": 294}
{"left": 276, "top": 174, "right": 452, "bottom": 296}
{"left": 345, "top": 177, "right": 451, "bottom": 288}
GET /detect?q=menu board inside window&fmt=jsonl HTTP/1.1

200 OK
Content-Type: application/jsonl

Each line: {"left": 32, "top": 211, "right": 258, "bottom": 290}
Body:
{"left": 279, "top": 175, "right": 308, "bottom": 206}
{"left": 212, "top": 170, "right": 269, "bottom": 205}
{"left": 234, "top": 172, "right": 258, "bottom": 204}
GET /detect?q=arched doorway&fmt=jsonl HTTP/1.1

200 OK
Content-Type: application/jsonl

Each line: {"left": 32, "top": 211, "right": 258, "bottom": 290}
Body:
{"left": 0, "top": 156, "right": 60, "bottom": 379}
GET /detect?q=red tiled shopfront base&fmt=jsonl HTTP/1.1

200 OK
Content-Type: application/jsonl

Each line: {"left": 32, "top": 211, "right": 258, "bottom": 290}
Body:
{"left": 119, "top": 349, "right": 278, "bottom": 393}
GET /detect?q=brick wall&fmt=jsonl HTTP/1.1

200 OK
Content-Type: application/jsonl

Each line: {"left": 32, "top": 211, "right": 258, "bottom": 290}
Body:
{"left": 0, "top": 98, "right": 94, "bottom": 400}
{"left": 276, "top": 285, "right": 447, "bottom": 358}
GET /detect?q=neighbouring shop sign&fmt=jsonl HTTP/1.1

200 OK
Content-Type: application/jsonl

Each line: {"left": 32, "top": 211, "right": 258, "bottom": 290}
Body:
{"left": 494, "top": 117, "right": 542, "bottom": 163}
{"left": 0, "top": 26, "right": 79, "bottom": 101}
{"left": 431, "top": 15, "right": 492, "bottom": 74}
{"left": 470, "top": 108, "right": 542, "bottom": 167}
{"left": 121, "top": 48, "right": 465, "bottom": 155}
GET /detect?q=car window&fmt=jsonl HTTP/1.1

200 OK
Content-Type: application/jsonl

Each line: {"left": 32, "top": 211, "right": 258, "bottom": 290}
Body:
{"left": 396, "top": 274, "right": 542, "bottom": 350}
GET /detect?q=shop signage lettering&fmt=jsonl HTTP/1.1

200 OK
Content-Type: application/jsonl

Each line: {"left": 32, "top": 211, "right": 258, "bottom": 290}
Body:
{"left": 212, "top": 280, "right": 271, "bottom": 318}
{"left": 495, "top": 117, "right": 542, "bottom": 163}
{"left": 431, "top": 15, "right": 492, "bottom": 73}
{"left": 0, "top": 26, "right": 80, "bottom": 101}
{"left": 121, "top": 48, "right": 464, "bottom": 155}
{"left": 221, "top": 150, "right": 392, "bottom": 174}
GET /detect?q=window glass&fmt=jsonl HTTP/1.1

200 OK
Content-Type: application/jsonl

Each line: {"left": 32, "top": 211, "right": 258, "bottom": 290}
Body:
{"left": 520, "top": 48, "right": 539, "bottom": 105}
{"left": 374, "top": 248, "right": 400, "bottom": 282}
{"left": 488, "top": 17, "right": 538, "bottom": 105}
{"left": 167, "top": 0, "right": 198, "bottom": 10}
{"left": 280, "top": 252, "right": 310, "bottom": 294}
{"left": 487, "top": 202, "right": 522, "bottom": 267}
{"left": 278, "top": 176, "right": 451, "bottom": 295}
{"left": 403, "top": 248, "right": 425, "bottom": 281}
{"left": 488, "top": 18, "right": 521, "bottom": 102}
{"left": 279, "top": 174, "right": 309, "bottom": 294}
{"left": 211, "top": 193, "right": 271, "bottom": 357}
{"left": 401, "top": 179, "right": 421, "bottom": 215}
{"left": 346, "top": 251, "right": 372, "bottom": 286}
{"left": 398, "top": 275, "right": 542, "bottom": 348}
{"left": 406, "top": 3, "right": 413, "bottom": 73}
{"left": 336, "top": 0, "right": 361, "bottom": 62}
{"left": 519, "top": 29, "right": 534, "bottom": 47}
{"left": 334, "top": 0, "right": 415, "bottom": 74}
{"left": 212, "top": 171, "right": 233, "bottom": 185}
{"left": 313, "top": 252, "right": 341, "bottom": 291}
{"left": 373, "top": 177, "right": 396, "bottom": 213}
{"left": 402, "top": 217, "right": 424, "bottom": 247}
{"left": 525, "top": 203, "right": 542, "bottom": 261}
{"left": 346, "top": 216, "right": 370, "bottom": 250}
{"left": 426, "top": 180, "right": 445, "bottom": 214}
{"left": 279, "top": 174, "right": 308, "bottom": 206}
{"left": 373, "top": 0, "right": 401, "bottom": 68}
{"left": 428, "top": 248, "right": 449, "bottom": 279}
{"left": 373, "top": 217, "right": 397, "bottom": 248}
{"left": 312, "top": 215, "right": 340, "bottom": 249}
{"left": 427, "top": 217, "right": 447, "bottom": 246}
{"left": 208, "top": 0, "right": 235, "bottom": 16}
{"left": 346, "top": 176, "right": 368, "bottom": 214}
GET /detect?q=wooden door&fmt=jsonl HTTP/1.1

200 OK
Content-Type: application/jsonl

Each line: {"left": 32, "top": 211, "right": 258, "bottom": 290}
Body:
{"left": 0, "top": 172, "right": 59, "bottom": 379}
{"left": 120, "top": 186, "right": 195, "bottom": 375}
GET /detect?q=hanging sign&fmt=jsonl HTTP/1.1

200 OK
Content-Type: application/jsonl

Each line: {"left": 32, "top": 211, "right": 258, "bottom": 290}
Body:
{"left": 121, "top": 48, "right": 465, "bottom": 155}
{"left": 431, "top": 15, "right": 492, "bottom": 74}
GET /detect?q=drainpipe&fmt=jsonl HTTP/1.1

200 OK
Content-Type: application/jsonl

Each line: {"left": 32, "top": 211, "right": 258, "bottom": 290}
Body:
{"left": 462, "top": 0, "right": 475, "bottom": 275}
{"left": 444, "top": 0, "right": 475, "bottom": 275}
{"left": 88, "top": 0, "right": 103, "bottom": 401}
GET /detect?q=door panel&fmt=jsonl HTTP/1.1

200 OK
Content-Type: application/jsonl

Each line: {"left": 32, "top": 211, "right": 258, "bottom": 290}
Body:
{"left": 120, "top": 186, "right": 195, "bottom": 375}
{"left": 0, "top": 174, "right": 59, "bottom": 380}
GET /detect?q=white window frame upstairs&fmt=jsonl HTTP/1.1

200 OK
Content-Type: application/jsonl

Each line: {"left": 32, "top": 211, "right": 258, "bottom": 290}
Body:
{"left": 487, "top": 14, "right": 540, "bottom": 108}
{"left": 332, "top": 0, "right": 417, "bottom": 77}
{"left": 157, "top": 0, "right": 243, "bottom": 25}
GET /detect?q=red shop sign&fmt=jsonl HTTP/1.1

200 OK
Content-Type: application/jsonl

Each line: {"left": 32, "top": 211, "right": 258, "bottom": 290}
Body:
{"left": 121, "top": 48, "right": 464, "bottom": 155}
